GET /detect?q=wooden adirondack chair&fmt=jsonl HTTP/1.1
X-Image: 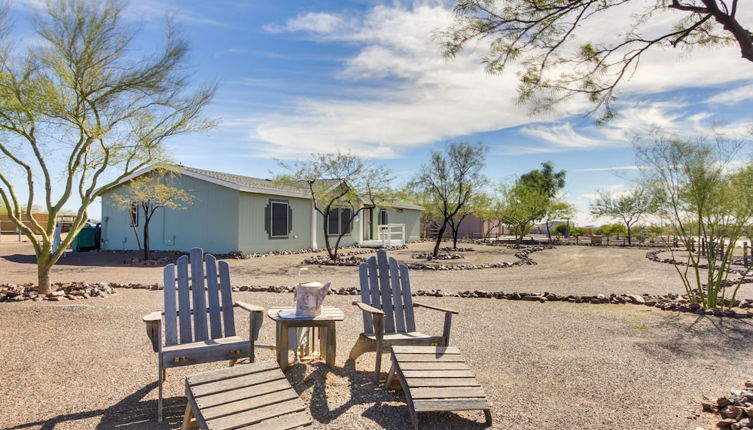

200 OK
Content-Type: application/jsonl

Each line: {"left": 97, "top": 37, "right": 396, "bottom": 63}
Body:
{"left": 142, "top": 248, "right": 267, "bottom": 421}
{"left": 349, "top": 249, "right": 459, "bottom": 381}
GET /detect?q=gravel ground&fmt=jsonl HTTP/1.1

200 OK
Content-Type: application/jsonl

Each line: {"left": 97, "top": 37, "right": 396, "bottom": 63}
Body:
{"left": 5, "top": 239, "right": 751, "bottom": 299}
{"left": 1, "top": 290, "right": 752, "bottom": 429}
{"left": 2, "top": 240, "right": 753, "bottom": 429}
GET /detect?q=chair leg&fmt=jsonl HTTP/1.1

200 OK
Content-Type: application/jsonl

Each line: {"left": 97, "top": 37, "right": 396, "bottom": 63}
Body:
{"left": 158, "top": 362, "right": 164, "bottom": 422}
{"left": 181, "top": 402, "right": 193, "bottom": 430}
{"left": 484, "top": 409, "right": 492, "bottom": 425}
{"left": 374, "top": 342, "right": 383, "bottom": 383}
{"left": 228, "top": 359, "right": 238, "bottom": 367}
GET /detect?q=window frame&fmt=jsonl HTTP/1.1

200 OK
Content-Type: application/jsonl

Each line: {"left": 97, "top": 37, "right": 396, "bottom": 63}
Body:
{"left": 327, "top": 207, "right": 353, "bottom": 236}
{"left": 269, "top": 199, "right": 290, "bottom": 239}
{"left": 379, "top": 209, "right": 388, "bottom": 225}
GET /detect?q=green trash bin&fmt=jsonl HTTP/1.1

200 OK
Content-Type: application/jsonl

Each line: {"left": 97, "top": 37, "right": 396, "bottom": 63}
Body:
{"left": 71, "top": 226, "right": 97, "bottom": 252}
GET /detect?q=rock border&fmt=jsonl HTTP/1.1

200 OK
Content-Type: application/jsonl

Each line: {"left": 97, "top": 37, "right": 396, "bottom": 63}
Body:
{"left": 700, "top": 380, "right": 753, "bottom": 429}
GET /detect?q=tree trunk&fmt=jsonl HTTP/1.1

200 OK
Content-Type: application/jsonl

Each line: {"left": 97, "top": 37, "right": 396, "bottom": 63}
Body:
{"left": 433, "top": 221, "right": 449, "bottom": 257}
{"left": 323, "top": 223, "right": 334, "bottom": 260}
{"left": 626, "top": 224, "right": 631, "bottom": 245}
{"left": 143, "top": 221, "right": 150, "bottom": 260}
{"left": 37, "top": 260, "right": 52, "bottom": 295}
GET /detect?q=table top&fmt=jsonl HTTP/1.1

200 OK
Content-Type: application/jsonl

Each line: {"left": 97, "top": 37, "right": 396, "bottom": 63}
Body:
{"left": 267, "top": 306, "right": 344, "bottom": 322}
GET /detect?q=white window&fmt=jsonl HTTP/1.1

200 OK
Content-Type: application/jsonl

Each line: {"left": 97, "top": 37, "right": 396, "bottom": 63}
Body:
{"left": 270, "top": 200, "right": 290, "bottom": 238}
{"left": 129, "top": 203, "right": 139, "bottom": 227}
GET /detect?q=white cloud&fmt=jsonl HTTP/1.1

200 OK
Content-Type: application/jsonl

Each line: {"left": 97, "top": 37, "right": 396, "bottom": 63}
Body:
{"left": 264, "top": 12, "right": 345, "bottom": 34}
{"left": 244, "top": 1, "right": 753, "bottom": 158}
{"left": 706, "top": 82, "right": 753, "bottom": 105}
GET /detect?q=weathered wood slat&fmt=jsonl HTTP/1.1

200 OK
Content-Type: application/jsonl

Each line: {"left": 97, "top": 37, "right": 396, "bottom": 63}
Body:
{"left": 191, "top": 248, "right": 209, "bottom": 341}
{"left": 176, "top": 255, "right": 192, "bottom": 343}
{"left": 367, "top": 257, "right": 381, "bottom": 331}
{"left": 389, "top": 257, "right": 406, "bottom": 333}
{"left": 401, "top": 370, "right": 475, "bottom": 378}
{"left": 197, "top": 379, "right": 292, "bottom": 409}
{"left": 404, "top": 377, "right": 481, "bottom": 387}
{"left": 237, "top": 411, "right": 313, "bottom": 430}
{"left": 410, "top": 387, "right": 487, "bottom": 399}
{"left": 393, "top": 354, "right": 466, "bottom": 362}
{"left": 218, "top": 261, "right": 236, "bottom": 337}
{"left": 375, "top": 251, "right": 395, "bottom": 333}
{"left": 192, "top": 368, "right": 285, "bottom": 397}
{"left": 205, "top": 398, "right": 305, "bottom": 430}
{"left": 359, "top": 264, "right": 373, "bottom": 333}
{"left": 392, "top": 346, "right": 460, "bottom": 354}
{"left": 188, "top": 360, "right": 279, "bottom": 386}
{"left": 205, "top": 254, "right": 223, "bottom": 339}
{"left": 412, "top": 398, "right": 490, "bottom": 412}
{"left": 399, "top": 265, "right": 417, "bottom": 332}
{"left": 398, "top": 362, "right": 470, "bottom": 371}
{"left": 201, "top": 387, "right": 299, "bottom": 420}
{"left": 163, "top": 263, "right": 178, "bottom": 346}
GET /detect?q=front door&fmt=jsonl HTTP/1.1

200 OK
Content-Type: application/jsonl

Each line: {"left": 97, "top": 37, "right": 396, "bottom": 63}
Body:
{"left": 363, "top": 208, "right": 373, "bottom": 240}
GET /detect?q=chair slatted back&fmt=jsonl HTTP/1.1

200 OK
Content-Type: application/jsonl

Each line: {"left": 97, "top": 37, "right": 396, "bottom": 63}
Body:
{"left": 358, "top": 249, "right": 416, "bottom": 335}
{"left": 162, "top": 248, "right": 237, "bottom": 346}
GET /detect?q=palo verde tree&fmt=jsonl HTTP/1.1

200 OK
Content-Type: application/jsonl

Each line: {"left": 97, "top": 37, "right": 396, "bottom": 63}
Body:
{"left": 519, "top": 162, "right": 567, "bottom": 240}
{"left": 636, "top": 134, "right": 753, "bottom": 310}
{"left": 112, "top": 170, "right": 193, "bottom": 261}
{"left": 444, "top": 1, "right": 753, "bottom": 119}
{"left": 411, "top": 142, "right": 487, "bottom": 257}
{"left": 590, "top": 189, "right": 655, "bottom": 245}
{"left": 498, "top": 177, "right": 551, "bottom": 248}
{"left": 447, "top": 191, "right": 490, "bottom": 249}
{"left": 0, "top": 0, "right": 214, "bottom": 294}
{"left": 278, "top": 152, "right": 393, "bottom": 261}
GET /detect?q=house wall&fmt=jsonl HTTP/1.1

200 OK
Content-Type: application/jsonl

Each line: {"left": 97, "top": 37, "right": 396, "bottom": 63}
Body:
{"left": 313, "top": 207, "right": 361, "bottom": 249}
{"left": 101, "top": 175, "right": 240, "bottom": 254}
{"left": 373, "top": 207, "right": 421, "bottom": 242}
{"left": 237, "top": 193, "right": 313, "bottom": 253}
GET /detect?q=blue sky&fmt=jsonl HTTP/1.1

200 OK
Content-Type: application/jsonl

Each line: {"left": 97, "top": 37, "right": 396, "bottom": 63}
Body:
{"left": 8, "top": 0, "right": 753, "bottom": 225}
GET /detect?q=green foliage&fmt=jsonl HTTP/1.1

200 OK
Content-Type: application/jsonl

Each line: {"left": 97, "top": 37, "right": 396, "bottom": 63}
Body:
{"left": 519, "top": 161, "right": 566, "bottom": 199}
{"left": 411, "top": 142, "right": 487, "bottom": 256}
{"left": 443, "top": 1, "right": 751, "bottom": 119}
{"left": 278, "top": 152, "right": 393, "bottom": 260}
{"left": 0, "top": 0, "right": 213, "bottom": 293}
{"left": 112, "top": 170, "right": 192, "bottom": 260}
{"left": 498, "top": 178, "right": 550, "bottom": 247}
{"left": 590, "top": 188, "right": 654, "bottom": 245}
{"left": 636, "top": 135, "right": 753, "bottom": 309}
{"left": 554, "top": 223, "right": 569, "bottom": 236}
{"left": 598, "top": 223, "right": 626, "bottom": 237}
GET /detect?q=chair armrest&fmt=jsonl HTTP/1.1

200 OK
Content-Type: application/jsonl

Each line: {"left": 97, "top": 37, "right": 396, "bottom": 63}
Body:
{"left": 235, "top": 301, "right": 265, "bottom": 313}
{"left": 142, "top": 311, "right": 162, "bottom": 322}
{"left": 413, "top": 302, "right": 459, "bottom": 314}
{"left": 142, "top": 311, "right": 162, "bottom": 353}
{"left": 352, "top": 301, "right": 384, "bottom": 315}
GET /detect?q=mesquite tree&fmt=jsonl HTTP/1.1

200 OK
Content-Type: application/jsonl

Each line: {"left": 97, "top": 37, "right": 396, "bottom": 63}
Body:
{"left": 444, "top": 0, "right": 753, "bottom": 119}
{"left": 278, "top": 152, "right": 393, "bottom": 261}
{"left": 590, "top": 189, "right": 655, "bottom": 245}
{"left": 636, "top": 135, "right": 753, "bottom": 309}
{"left": 0, "top": 1, "right": 214, "bottom": 294}
{"left": 112, "top": 172, "right": 193, "bottom": 261}
{"left": 411, "top": 142, "right": 487, "bottom": 257}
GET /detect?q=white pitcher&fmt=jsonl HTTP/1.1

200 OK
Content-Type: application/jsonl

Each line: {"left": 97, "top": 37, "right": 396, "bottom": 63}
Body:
{"left": 294, "top": 281, "right": 331, "bottom": 317}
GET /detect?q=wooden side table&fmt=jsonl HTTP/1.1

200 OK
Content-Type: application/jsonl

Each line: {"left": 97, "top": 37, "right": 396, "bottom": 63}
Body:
{"left": 266, "top": 306, "right": 344, "bottom": 371}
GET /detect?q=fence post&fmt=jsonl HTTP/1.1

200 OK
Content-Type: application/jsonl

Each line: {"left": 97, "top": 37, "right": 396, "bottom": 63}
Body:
{"left": 701, "top": 238, "right": 706, "bottom": 256}
{"left": 744, "top": 242, "right": 748, "bottom": 266}
{"left": 719, "top": 240, "right": 724, "bottom": 258}
{"left": 576, "top": 236, "right": 579, "bottom": 245}
{"left": 691, "top": 238, "right": 695, "bottom": 252}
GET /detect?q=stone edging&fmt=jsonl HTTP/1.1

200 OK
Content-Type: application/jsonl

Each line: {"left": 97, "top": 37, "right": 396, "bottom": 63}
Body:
{"left": 700, "top": 381, "right": 753, "bottom": 429}
{"left": 301, "top": 245, "right": 553, "bottom": 270}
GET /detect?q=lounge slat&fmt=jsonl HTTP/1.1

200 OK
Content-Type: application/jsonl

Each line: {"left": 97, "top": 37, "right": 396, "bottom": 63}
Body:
{"left": 411, "top": 387, "right": 487, "bottom": 399}
{"left": 188, "top": 361, "right": 279, "bottom": 386}
{"left": 412, "top": 398, "right": 491, "bottom": 413}
{"left": 394, "top": 354, "right": 466, "bottom": 362}
{"left": 205, "top": 398, "right": 305, "bottom": 430}
{"left": 237, "top": 410, "right": 313, "bottom": 430}
{"left": 401, "top": 370, "right": 475, "bottom": 378}
{"left": 404, "top": 377, "right": 480, "bottom": 388}
{"left": 196, "top": 379, "right": 292, "bottom": 409}
{"left": 391, "top": 346, "right": 460, "bottom": 354}
{"left": 201, "top": 388, "right": 299, "bottom": 421}
{"left": 398, "top": 362, "right": 470, "bottom": 371}
{"left": 192, "top": 368, "right": 286, "bottom": 397}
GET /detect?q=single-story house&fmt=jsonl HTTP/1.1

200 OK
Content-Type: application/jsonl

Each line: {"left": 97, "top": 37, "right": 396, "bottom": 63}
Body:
{"left": 99, "top": 166, "right": 423, "bottom": 254}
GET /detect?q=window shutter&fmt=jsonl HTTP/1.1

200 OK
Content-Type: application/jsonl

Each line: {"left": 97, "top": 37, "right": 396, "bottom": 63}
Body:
{"left": 264, "top": 203, "right": 271, "bottom": 235}
{"left": 288, "top": 205, "right": 293, "bottom": 234}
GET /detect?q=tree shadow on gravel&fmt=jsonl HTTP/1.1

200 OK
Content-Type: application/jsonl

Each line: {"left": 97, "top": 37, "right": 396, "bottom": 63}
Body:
{"left": 5, "top": 382, "right": 184, "bottom": 429}
{"left": 636, "top": 312, "right": 753, "bottom": 360}
{"left": 286, "top": 358, "right": 491, "bottom": 429}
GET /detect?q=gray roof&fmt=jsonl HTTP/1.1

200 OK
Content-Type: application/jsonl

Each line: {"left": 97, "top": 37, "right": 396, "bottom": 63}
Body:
{"left": 180, "top": 166, "right": 309, "bottom": 197}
